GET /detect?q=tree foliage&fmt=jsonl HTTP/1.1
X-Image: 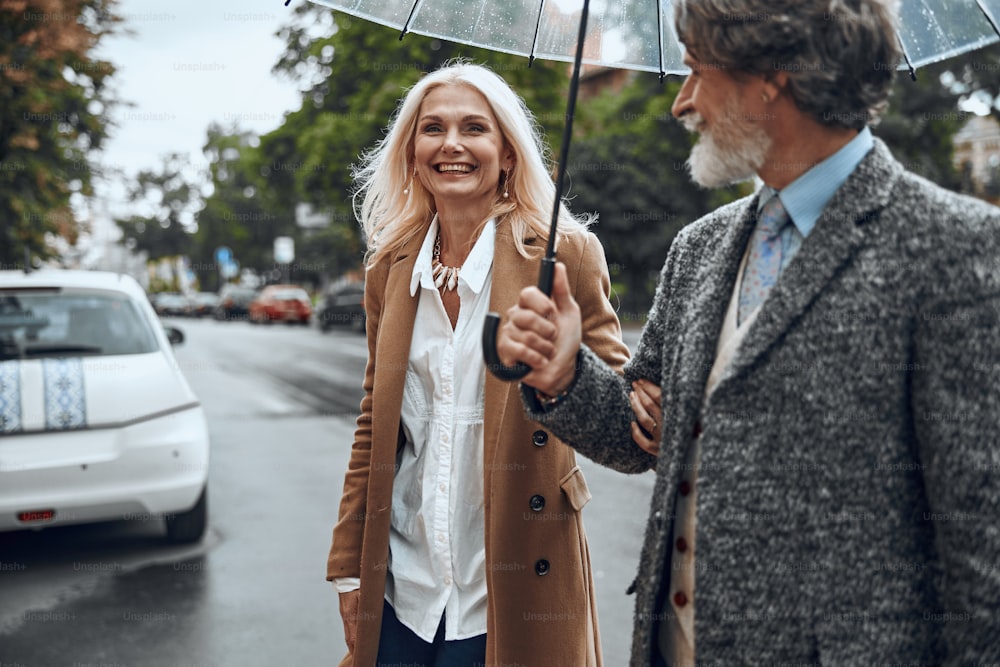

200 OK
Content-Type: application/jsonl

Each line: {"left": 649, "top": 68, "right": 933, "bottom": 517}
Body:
{"left": 0, "top": 0, "right": 120, "bottom": 266}
{"left": 192, "top": 125, "right": 293, "bottom": 289}
{"left": 873, "top": 55, "right": 990, "bottom": 191}
{"left": 115, "top": 152, "right": 202, "bottom": 261}
{"left": 569, "top": 74, "right": 745, "bottom": 318}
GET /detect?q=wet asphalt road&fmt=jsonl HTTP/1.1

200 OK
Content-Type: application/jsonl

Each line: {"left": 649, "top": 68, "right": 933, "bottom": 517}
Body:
{"left": 0, "top": 317, "right": 653, "bottom": 667}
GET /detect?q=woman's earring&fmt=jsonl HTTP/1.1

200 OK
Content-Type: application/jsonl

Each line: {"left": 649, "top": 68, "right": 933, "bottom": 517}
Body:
{"left": 403, "top": 167, "right": 415, "bottom": 195}
{"left": 502, "top": 168, "right": 510, "bottom": 199}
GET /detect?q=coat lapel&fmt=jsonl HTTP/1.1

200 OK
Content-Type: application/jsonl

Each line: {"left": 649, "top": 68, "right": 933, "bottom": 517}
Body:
{"left": 720, "top": 139, "right": 903, "bottom": 386}
{"left": 483, "top": 226, "right": 546, "bottom": 478}
{"left": 673, "top": 200, "right": 757, "bottom": 422}
{"left": 370, "top": 229, "right": 425, "bottom": 470}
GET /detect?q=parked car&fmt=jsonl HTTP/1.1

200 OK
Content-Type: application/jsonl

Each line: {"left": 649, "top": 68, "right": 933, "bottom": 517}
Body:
{"left": 317, "top": 281, "right": 365, "bottom": 333}
{"left": 153, "top": 292, "right": 191, "bottom": 317}
{"left": 248, "top": 284, "right": 312, "bottom": 325}
{"left": 188, "top": 291, "right": 220, "bottom": 318}
{"left": 213, "top": 284, "right": 255, "bottom": 321}
{"left": 0, "top": 270, "right": 210, "bottom": 542}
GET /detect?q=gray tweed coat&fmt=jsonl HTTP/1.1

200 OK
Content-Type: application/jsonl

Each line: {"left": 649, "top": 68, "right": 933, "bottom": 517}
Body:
{"left": 525, "top": 139, "right": 1000, "bottom": 665}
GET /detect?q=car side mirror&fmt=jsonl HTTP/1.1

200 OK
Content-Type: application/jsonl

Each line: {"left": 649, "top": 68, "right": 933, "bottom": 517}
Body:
{"left": 164, "top": 325, "right": 185, "bottom": 346}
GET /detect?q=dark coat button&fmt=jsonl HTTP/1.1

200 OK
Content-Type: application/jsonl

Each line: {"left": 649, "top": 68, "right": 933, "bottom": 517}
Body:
{"left": 675, "top": 536, "right": 688, "bottom": 553}
{"left": 692, "top": 421, "right": 703, "bottom": 439}
{"left": 529, "top": 494, "right": 546, "bottom": 512}
{"left": 674, "top": 591, "right": 688, "bottom": 607}
{"left": 679, "top": 480, "right": 692, "bottom": 496}
{"left": 535, "top": 559, "right": 550, "bottom": 576}
{"left": 532, "top": 430, "right": 548, "bottom": 447}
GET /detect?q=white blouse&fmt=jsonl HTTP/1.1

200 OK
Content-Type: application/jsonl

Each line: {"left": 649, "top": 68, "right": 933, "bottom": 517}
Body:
{"left": 384, "top": 216, "right": 495, "bottom": 642}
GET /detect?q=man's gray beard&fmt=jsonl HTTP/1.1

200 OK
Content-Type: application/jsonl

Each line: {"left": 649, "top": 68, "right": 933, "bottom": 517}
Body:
{"left": 683, "top": 105, "right": 771, "bottom": 188}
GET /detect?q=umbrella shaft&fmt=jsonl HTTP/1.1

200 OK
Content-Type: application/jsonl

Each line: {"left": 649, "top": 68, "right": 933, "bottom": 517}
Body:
{"left": 544, "top": 0, "right": 590, "bottom": 268}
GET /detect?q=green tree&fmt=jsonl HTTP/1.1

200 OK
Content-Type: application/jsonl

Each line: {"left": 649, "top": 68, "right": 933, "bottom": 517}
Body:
{"left": 569, "top": 74, "right": 744, "bottom": 319}
{"left": 944, "top": 43, "right": 1000, "bottom": 115}
{"left": 0, "top": 0, "right": 120, "bottom": 266}
{"left": 192, "top": 125, "right": 291, "bottom": 289}
{"left": 115, "top": 153, "right": 202, "bottom": 263}
{"left": 874, "top": 58, "right": 977, "bottom": 191}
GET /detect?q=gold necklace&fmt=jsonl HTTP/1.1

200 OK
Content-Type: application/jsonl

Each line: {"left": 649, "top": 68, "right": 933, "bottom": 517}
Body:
{"left": 432, "top": 233, "right": 460, "bottom": 291}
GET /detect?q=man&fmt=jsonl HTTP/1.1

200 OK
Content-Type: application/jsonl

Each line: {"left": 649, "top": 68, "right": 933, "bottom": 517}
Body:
{"left": 495, "top": 0, "right": 1000, "bottom": 665}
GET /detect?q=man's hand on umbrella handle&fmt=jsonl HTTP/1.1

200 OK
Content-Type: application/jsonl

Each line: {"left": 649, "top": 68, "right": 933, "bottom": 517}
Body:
{"left": 338, "top": 590, "right": 361, "bottom": 654}
{"left": 496, "top": 262, "right": 582, "bottom": 397}
{"left": 630, "top": 378, "right": 662, "bottom": 456}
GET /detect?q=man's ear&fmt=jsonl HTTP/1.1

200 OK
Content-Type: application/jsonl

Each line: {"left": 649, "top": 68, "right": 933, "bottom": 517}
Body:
{"left": 761, "top": 70, "right": 789, "bottom": 103}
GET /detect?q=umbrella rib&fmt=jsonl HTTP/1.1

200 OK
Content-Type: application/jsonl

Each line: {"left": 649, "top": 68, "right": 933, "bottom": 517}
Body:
{"left": 974, "top": 0, "right": 1000, "bottom": 37}
{"left": 895, "top": 30, "right": 917, "bottom": 81}
{"left": 399, "top": 0, "right": 423, "bottom": 39}
{"left": 529, "top": 0, "right": 548, "bottom": 67}
{"left": 471, "top": 2, "right": 488, "bottom": 49}
{"left": 656, "top": 0, "right": 665, "bottom": 81}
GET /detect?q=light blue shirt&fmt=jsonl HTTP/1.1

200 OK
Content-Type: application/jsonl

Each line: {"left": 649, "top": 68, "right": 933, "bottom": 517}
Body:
{"left": 759, "top": 126, "right": 874, "bottom": 273}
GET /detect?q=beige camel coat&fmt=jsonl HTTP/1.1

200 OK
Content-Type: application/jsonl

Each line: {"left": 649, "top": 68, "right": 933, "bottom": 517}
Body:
{"left": 327, "top": 220, "right": 629, "bottom": 667}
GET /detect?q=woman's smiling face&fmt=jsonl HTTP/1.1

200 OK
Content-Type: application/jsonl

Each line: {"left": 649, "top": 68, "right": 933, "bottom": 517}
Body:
{"left": 413, "top": 83, "right": 512, "bottom": 216}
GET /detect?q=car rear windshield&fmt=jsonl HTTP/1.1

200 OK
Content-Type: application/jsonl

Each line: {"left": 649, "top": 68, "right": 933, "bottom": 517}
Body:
{"left": 272, "top": 288, "right": 309, "bottom": 301}
{"left": 0, "top": 287, "right": 160, "bottom": 359}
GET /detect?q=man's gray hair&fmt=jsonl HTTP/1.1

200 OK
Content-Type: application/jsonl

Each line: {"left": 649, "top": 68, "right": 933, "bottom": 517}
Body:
{"left": 674, "top": 0, "right": 902, "bottom": 129}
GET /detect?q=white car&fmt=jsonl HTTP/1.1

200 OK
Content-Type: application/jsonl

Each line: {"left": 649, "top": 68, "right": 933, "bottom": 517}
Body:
{"left": 0, "top": 269, "right": 209, "bottom": 542}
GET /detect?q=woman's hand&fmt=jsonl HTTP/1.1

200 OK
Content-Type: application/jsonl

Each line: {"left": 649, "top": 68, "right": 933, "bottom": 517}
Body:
{"left": 630, "top": 378, "right": 662, "bottom": 456}
{"left": 339, "top": 589, "right": 361, "bottom": 654}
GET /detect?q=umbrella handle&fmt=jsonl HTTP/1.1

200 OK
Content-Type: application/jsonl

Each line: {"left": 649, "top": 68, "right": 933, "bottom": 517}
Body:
{"left": 483, "top": 257, "right": 555, "bottom": 381}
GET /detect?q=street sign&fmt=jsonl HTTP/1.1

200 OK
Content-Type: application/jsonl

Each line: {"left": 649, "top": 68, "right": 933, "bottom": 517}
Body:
{"left": 221, "top": 259, "right": 240, "bottom": 279}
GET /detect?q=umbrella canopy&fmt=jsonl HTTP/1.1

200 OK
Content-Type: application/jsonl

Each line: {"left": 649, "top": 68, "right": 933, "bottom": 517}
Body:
{"left": 306, "top": 0, "right": 1000, "bottom": 77}
{"left": 900, "top": 0, "right": 1000, "bottom": 72}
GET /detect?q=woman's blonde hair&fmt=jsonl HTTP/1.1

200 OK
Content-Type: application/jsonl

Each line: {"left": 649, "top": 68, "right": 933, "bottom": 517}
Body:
{"left": 353, "top": 60, "right": 592, "bottom": 267}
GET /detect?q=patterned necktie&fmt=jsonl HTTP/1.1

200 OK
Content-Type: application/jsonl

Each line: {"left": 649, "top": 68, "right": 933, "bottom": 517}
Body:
{"left": 738, "top": 194, "right": 791, "bottom": 325}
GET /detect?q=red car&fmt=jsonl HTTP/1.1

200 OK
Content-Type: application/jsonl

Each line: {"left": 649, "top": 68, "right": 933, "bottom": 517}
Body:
{"left": 248, "top": 284, "right": 312, "bottom": 325}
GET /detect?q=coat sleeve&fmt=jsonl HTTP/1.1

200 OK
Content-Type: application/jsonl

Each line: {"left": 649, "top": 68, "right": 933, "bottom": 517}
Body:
{"left": 326, "top": 261, "right": 386, "bottom": 581}
{"left": 519, "top": 230, "right": 663, "bottom": 474}
{"left": 912, "top": 284, "right": 1000, "bottom": 663}
{"left": 573, "top": 231, "right": 629, "bottom": 375}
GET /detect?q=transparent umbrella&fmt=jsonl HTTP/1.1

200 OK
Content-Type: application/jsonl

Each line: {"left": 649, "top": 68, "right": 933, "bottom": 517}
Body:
{"left": 301, "top": 0, "right": 1000, "bottom": 77}
{"left": 294, "top": 0, "right": 1000, "bottom": 377}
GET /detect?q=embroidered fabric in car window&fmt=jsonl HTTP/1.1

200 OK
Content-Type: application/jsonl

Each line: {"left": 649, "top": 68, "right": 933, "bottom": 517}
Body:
{"left": 43, "top": 358, "right": 86, "bottom": 430}
{"left": 0, "top": 360, "right": 21, "bottom": 433}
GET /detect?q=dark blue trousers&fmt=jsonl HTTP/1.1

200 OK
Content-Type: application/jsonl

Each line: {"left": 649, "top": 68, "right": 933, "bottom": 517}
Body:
{"left": 376, "top": 600, "right": 487, "bottom": 667}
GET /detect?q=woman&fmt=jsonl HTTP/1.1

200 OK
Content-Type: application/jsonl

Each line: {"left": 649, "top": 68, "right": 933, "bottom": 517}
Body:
{"left": 326, "top": 61, "right": 628, "bottom": 667}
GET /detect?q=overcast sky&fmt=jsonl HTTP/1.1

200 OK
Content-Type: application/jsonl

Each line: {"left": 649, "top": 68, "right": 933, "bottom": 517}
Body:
{"left": 92, "top": 0, "right": 306, "bottom": 211}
